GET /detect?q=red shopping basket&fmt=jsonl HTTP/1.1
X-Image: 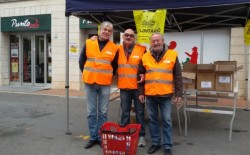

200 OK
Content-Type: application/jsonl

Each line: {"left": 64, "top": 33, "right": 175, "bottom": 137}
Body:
{"left": 100, "top": 122, "right": 141, "bottom": 155}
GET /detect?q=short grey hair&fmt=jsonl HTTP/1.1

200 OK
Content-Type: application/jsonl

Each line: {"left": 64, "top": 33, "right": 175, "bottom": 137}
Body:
{"left": 150, "top": 32, "right": 165, "bottom": 41}
{"left": 100, "top": 21, "right": 113, "bottom": 30}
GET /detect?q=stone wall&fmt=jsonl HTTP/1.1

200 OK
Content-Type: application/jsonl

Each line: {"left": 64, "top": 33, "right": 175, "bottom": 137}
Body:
{"left": 231, "top": 27, "right": 249, "bottom": 99}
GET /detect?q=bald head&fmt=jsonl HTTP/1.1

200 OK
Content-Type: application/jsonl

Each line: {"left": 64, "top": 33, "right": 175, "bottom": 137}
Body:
{"left": 123, "top": 29, "right": 135, "bottom": 46}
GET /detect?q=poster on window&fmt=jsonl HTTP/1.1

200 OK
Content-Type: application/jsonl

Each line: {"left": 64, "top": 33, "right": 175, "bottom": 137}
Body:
{"left": 48, "top": 63, "right": 52, "bottom": 77}
{"left": 69, "top": 41, "right": 78, "bottom": 59}
{"left": 48, "top": 43, "right": 52, "bottom": 57}
{"left": 11, "top": 43, "right": 19, "bottom": 58}
{"left": 11, "top": 62, "right": 18, "bottom": 73}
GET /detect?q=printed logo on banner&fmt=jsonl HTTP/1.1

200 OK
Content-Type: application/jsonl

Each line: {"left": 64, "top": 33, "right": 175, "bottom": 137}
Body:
{"left": 133, "top": 9, "right": 167, "bottom": 45}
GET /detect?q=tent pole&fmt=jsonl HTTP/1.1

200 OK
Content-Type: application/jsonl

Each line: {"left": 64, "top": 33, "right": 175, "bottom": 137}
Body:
{"left": 244, "top": 45, "right": 250, "bottom": 111}
{"left": 245, "top": 45, "right": 250, "bottom": 111}
{"left": 65, "top": 16, "right": 72, "bottom": 134}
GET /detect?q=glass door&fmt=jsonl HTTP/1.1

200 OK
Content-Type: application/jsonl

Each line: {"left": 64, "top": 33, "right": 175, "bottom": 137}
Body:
{"left": 35, "top": 35, "right": 45, "bottom": 84}
{"left": 21, "top": 34, "right": 49, "bottom": 86}
{"left": 22, "top": 35, "right": 32, "bottom": 84}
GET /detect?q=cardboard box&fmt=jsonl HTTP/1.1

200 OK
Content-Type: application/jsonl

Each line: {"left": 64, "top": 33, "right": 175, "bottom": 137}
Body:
{"left": 214, "top": 61, "right": 243, "bottom": 73}
{"left": 197, "top": 73, "right": 215, "bottom": 91}
{"left": 214, "top": 61, "right": 237, "bottom": 65}
{"left": 182, "top": 72, "right": 196, "bottom": 89}
{"left": 197, "top": 64, "right": 215, "bottom": 72}
{"left": 182, "top": 63, "right": 197, "bottom": 89}
{"left": 197, "top": 64, "right": 215, "bottom": 91}
{"left": 214, "top": 61, "right": 243, "bottom": 92}
{"left": 183, "top": 63, "right": 197, "bottom": 72}
{"left": 215, "top": 73, "right": 233, "bottom": 91}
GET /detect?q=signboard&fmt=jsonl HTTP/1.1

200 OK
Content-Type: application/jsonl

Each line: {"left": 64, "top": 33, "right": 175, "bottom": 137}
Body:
{"left": 79, "top": 19, "right": 97, "bottom": 29}
{"left": 1, "top": 14, "right": 51, "bottom": 32}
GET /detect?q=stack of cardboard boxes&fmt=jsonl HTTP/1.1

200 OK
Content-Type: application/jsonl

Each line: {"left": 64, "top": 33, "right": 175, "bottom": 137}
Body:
{"left": 182, "top": 61, "right": 243, "bottom": 92}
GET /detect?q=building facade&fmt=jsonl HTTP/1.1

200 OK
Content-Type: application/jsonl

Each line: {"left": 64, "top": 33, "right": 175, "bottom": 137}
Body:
{"left": 0, "top": 0, "right": 82, "bottom": 90}
{"left": 0, "top": 0, "right": 249, "bottom": 100}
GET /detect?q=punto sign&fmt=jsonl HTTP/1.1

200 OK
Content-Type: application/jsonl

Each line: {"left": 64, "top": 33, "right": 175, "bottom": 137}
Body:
{"left": 1, "top": 14, "right": 51, "bottom": 32}
{"left": 11, "top": 18, "right": 39, "bottom": 29}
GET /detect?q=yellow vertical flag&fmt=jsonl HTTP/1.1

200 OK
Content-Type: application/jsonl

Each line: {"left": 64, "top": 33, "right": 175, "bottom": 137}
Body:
{"left": 244, "top": 20, "right": 250, "bottom": 45}
{"left": 133, "top": 9, "right": 167, "bottom": 44}
{"left": 98, "top": 24, "right": 101, "bottom": 35}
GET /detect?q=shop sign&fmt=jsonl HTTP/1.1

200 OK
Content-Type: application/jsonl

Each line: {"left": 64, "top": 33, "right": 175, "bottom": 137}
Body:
{"left": 1, "top": 14, "right": 51, "bottom": 32}
{"left": 79, "top": 19, "right": 97, "bottom": 29}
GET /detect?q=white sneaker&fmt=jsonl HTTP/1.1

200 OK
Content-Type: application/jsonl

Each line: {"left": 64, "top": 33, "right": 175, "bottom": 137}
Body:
{"left": 138, "top": 136, "right": 146, "bottom": 147}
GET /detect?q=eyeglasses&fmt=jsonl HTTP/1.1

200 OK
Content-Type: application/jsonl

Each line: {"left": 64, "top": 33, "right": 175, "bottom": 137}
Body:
{"left": 124, "top": 33, "right": 134, "bottom": 38}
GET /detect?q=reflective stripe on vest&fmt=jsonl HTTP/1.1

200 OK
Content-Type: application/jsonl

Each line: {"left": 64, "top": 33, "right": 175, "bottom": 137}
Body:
{"left": 146, "top": 69, "right": 173, "bottom": 74}
{"left": 84, "top": 67, "right": 113, "bottom": 74}
{"left": 87, "top": 58, "right": 111, "bottom": 64}
{"left": 145, "top": 79, "right": 173, "bottom": 84}
{"left": 118, "top": 64, "right": 138, "bottom": 68}
{"left": 118, "top": 74, "right": 137, "bottom": 78}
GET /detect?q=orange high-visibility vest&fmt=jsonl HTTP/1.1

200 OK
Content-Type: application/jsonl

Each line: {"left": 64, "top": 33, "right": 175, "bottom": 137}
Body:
{"left": 117, "top": 44, "right": 145, "bottom": 89}
{"left": 141, "top": 49, "right": 178, "bottom": 95}
{"left": 82, "top": 39, "right": 118, "bottom": 85}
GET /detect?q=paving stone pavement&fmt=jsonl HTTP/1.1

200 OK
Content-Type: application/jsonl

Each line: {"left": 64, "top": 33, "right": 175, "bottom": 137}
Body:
{"left": 0, "top": 86, "right": 250, "bottom": 155}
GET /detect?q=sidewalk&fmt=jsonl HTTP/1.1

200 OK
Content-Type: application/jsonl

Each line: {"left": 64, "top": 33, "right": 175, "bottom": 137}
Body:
{"left": 0, "top": 84, "right": 248, "bottom": 109}
{"left": 32, "top": 88, "right": 120, "bottom": 102}
{"left": 32, "top": 89, "right": 85, "bottom": 98}
{"left": 32, "top": 88, "right": 250, "bottom": 109}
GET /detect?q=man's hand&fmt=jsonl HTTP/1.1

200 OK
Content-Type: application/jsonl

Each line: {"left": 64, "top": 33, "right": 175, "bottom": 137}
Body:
{"left": 138, "top": 95, "right": 145, "bottom": 103}
{"left": 137, "top": 74, "right": 145, "bottom": 83}
{"left": 173, "top": 97, "right": 182, "bottom": 104}
{"left": 90, "top": 35, "right": 98, "bottom": 41}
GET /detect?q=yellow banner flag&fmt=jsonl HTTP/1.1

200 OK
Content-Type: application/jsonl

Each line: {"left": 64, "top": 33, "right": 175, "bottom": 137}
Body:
{"left": 244, "top": 20, "right": 250, "bottom": 45}
{"left": 133, "top": 9, "right": 167, "bottom": 44}
{"left": 98, "top": 24, "right": 100, "bottom": 35}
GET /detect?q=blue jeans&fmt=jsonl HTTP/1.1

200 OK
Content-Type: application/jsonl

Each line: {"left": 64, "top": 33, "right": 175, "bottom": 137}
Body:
{"left": 84, "top": 83, "right": 111, "bottom": 141}
{"left": 146, "top": 96, "right": 172, "bottom": 149}
{"left": 120, "top": 89, "right": 146, "bottom": 137}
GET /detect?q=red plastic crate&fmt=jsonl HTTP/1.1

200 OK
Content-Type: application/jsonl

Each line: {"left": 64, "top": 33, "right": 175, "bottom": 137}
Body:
{"left": 100, "top": 122, "right": 141, "bottom": 155}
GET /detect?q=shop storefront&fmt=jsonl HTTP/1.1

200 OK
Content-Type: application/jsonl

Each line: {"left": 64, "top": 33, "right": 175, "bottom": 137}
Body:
{"left": 1, "top": 14, "right": 51, "bottom": 87}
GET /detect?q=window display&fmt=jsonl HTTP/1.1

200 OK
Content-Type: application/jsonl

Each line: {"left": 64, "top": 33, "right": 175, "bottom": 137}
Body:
{"left": 10, "top": 36, "right": 19, "bottom": 82}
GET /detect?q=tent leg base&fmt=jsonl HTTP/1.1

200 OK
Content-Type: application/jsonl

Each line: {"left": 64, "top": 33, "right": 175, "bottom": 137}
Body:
{"left": 66, "top": 131, "right": 72, "bottom": 135}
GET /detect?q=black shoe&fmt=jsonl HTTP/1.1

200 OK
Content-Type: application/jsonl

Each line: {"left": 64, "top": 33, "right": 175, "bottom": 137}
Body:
{"left": 84, "top": 140, "right": 97, "bottom": 149}
{"left": 97, "top": 141, "right": 102, "bottom": 148}
{"left": 164, "top": 149, "right": 173, "bottom": 155}
{"left": 147, "top": 145, "right": 161, "bottom": 154}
